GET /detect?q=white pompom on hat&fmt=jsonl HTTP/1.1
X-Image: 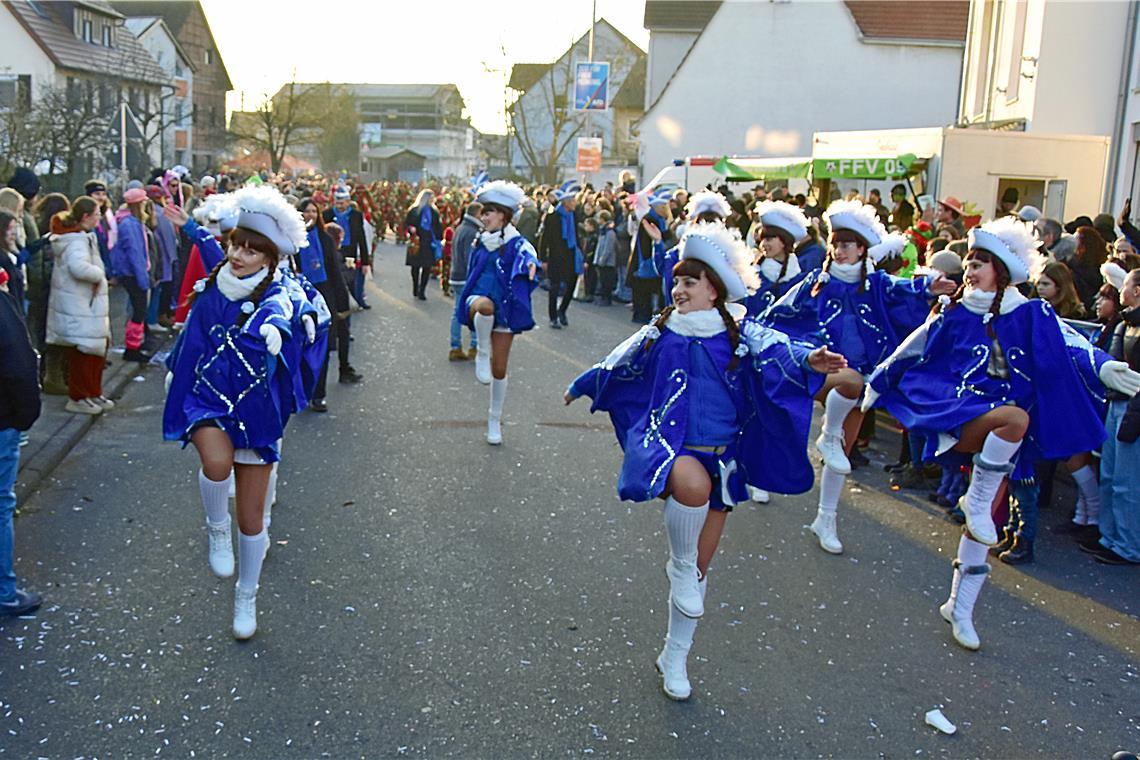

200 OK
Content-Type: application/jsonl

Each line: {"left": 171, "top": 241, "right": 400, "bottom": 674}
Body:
{"left": 754, "top": 200, "right": 808, "bottom": 242}
{"left": 679, "top": 221, "right": 761, "bottom": 301}
{"left": 685, "top": 190, "right": 731, "bottom": 220}
{"left": 476, "top": 180, "right": 527, "bottom": 213}
{"left": 192, "top": 192, "right": 234, "bottom": 225}
{"left": 231, "top": 185, "right": 308, "bottom": 255}
{"left": 823, "top": 199, "right": 886, "bottom": 248}
{"left": 867, "top": 231, "right": 908, "bottom": 265}
{"left": 1101, "top": 261, "right": 1127, "bottom": 291}
{"left": 968, "top": 215, "right": 1038, "bottom": 285}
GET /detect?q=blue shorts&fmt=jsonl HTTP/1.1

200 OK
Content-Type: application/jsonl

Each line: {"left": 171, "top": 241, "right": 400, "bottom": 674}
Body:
{"left": 465, "top": 294, "right": 511, "bottom": 332}
{"left": 677, "top": 445, "right": 747, "bottom": 512}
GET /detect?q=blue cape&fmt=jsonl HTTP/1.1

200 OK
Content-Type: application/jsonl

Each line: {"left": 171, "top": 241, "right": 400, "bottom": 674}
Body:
{"left": 455, "top": 233, "right": 539, "bottom": 334}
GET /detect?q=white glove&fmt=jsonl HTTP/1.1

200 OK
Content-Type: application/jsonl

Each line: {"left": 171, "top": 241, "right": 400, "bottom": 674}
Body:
{"left": 260, "top": 324, "right": 283, "bottom": 356}
{"left": 1099, "top": 360, "right": 1140, "bottom": 396}
{"left": 860, "top": 385, "right": 880, "bottom": 414}
{"left": 164, "top": 371, "right": 172, "bottom": 394}
{"left": 303, "top": 314, "right": 316, "bottom": 344}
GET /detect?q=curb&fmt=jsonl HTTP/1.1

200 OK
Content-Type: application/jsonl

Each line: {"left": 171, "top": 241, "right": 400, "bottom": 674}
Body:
{"left": 14, "top": 352, "right": 159, "bottom": 505}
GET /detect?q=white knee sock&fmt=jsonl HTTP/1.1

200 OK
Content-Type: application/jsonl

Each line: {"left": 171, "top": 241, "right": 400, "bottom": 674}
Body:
{"left": 823, "top": 388, "right": 858, "bottom": 437}
{"left": 818, "top": 465, "right": 845, "bottom": 513}
{"left": 490, "top": 376, "right": 508, "bottom": 419}
{"left": 1071, "top": 465, "right": 1100, "bottom": 524}
{"left": 263, "top": 463, "right": 278, "bottom": 530}
{"left": 199, "top": 469, "right": 230, "bottom": 526}
{"left": 237, "top": 528, "right": 268, "bottom": 591}
{"left": 666, "top": 576, "right": 707, "bottom": 649}
{"left": 979, "top": 432, "right": 1021, "bottom": 469}
{"left": 474, "top": 313, "right": 493, "bottom": 354}
{"left": 664, "top": 496, "right": 708, "bottom": 560}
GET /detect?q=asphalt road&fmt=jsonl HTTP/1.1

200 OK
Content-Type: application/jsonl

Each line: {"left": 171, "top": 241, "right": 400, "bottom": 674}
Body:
{"left": 2, "top": 242, "right": 1138, "bottom": 759}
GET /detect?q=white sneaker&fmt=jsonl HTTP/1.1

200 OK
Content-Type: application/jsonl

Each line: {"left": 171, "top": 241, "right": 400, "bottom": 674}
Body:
{"left": 665, "top": 558, "right": 704, "bottom": 618}
{"left": 474, "top": 351, "right": 491, "bottom": 385}
{"left": 815, "top": 432, "right": 851, "bottom": 474}
{"left": 749, "top": 486, "right": 770, "bottom": 503}
{"left": 65, "top": 398, "right": 103, "bottom": 415}
{"left": 206, "top": 519, "right": 235, "bottom": 578}
{"left": 486, "top": 416, "right": 502, "bottom": 445}
{"left": 233, "top": 584, "right": 258, "bottom": 640}
{"left": 655, "top": 643, "right": 692, "bottom": 700}
{"left": 90, "top": 396, "right": 115, "bottom": 410}
{"left": 809, "top": 509, "right": 844, "bottom": 554}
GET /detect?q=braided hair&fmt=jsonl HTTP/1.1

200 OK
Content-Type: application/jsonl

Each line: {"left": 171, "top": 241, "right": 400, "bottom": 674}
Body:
{"left": 765, "top": 226, "right": 795, "bottom": 299}
{"left": 810, "top": 228, "right": 869, "bottom": 297}
{"left": 646, "top": 258, "right": 741, "bottom": 369}
{"left": 183, "top": 226, "right": 279, "bottom": 328}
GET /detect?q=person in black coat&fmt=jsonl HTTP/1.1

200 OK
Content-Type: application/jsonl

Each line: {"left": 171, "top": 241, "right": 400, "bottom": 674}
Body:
{"left": 0, "top": 279, "right": 44, "bottom": 617}
{"left": 323, "top": 189, "right": 372, "bottom": 309}
{"left": 538, "top": 181, "right": 583, "bottom": 328}
{"left": 403, "top": 189, "right": 443, "bottom": 301}
{"left": 301, "top": 199, "right": 359, "bottom": 406}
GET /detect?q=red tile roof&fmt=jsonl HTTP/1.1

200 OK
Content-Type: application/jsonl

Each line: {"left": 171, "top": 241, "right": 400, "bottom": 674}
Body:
{"left": 843, "top": 0, "right": 969, "bottom": 43}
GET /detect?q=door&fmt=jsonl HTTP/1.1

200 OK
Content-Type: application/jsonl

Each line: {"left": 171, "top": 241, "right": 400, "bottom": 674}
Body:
{"left": 1045, "top": 180, "right": 1067, "bottom": 220}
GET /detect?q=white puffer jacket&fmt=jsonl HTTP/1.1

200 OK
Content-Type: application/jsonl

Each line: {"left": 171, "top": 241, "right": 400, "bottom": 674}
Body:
{"left": 46, "top": 223, "right": 110, "bottom": 355}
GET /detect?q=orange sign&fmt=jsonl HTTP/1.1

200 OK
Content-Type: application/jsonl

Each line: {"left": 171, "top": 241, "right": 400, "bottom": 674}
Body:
{"left": 576, "top": 137, "right": 602, "bottom": 173}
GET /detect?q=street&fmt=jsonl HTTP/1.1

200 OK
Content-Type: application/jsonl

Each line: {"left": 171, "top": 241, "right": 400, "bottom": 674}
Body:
{"left": 2, "top": 242, "right": 1138, "bottom": 758}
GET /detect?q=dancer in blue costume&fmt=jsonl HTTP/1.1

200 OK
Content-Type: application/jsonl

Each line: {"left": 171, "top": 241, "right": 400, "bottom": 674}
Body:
{"left": 762, "top": 200, "right": 956, "bottom": 554}
{"left": 565, "top": 222, "right": 848, "bottom": 701}
{"left": 742, "top": 200, "right": 812, "bottom": 318}
{"left": 163, "top": 185, "right": 311, "bottom": 640}
{"left": 454, "top": 181, "right": 539, "bottom": 445}
{"left": 659, "top": 190, "right": 731, "bottom": 306}
{"left": 865, "top": 216, "right": 1140, "bottom": 650}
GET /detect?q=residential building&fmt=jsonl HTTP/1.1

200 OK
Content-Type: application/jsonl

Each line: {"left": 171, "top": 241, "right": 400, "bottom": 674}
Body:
{"left": 959, "top": 0, "right": 1134, "bottom": 215}
{"left": 124, "top": 16, "right": 194, "bottom": 169}
{"left": 0, "top": 0, "right": 169, "bottom": 186}
{"left": 507, "top": 18, "right": 646, "bottom": 183}
{"left": 112, "top": 1, "right": 232, "bottom": 174}
{"left": 638, "top": 0, "right": 967, "bottom": 180}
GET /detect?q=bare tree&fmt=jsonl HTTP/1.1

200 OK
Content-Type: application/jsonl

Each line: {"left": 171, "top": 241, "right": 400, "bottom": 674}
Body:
{"left": 228, "top": 80, "right": 323, "bottom": 174}
{"left": 508, "top": 56, "right": 584, "bottom": 185}
{"left": 33, "top": 78, "right": 118, "bottom": 194}
{"left": 0, "top": 97, "right": 45, "bottom": 180}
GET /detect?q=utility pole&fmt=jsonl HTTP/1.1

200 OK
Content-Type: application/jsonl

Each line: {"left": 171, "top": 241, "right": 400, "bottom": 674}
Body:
{"left": 583, "top": 0, "right": 596, "bottom": 186}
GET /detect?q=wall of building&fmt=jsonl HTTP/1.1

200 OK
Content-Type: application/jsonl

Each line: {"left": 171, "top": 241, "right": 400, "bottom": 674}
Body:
{"left": 172, "top": 7, "right": 228, "bottom": 172}
{"left": 639, "top": 2, "right": 963, "bottom": 178}
{"left": 0, "top": 11, "right": 61, "bottom": 99}
{"left": 131, "top": 24, "right": 193, "bottom": 168}
{"left": 645, "top": 31, "right": 696, "bottom": 106}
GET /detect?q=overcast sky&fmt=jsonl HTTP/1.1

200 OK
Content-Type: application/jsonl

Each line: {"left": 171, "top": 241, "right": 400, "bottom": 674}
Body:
{"left": 199, "top": 0, "right": 650, "bottom": 135}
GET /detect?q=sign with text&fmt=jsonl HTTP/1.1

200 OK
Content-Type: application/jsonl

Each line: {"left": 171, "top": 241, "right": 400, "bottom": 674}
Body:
{"left": 811, "top": 153, "right": 919, "bottom": 180}
{"left": 576, "top": 137, "right": 602, "bottom": 173}
{"left": 574, "top": 62, "right": 609, "bottom": 111}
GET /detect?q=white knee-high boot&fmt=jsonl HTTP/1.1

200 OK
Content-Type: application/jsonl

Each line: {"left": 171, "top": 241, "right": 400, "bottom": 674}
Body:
{"left": 487, "top": 376, "right": 507, "bottom": 445}
{"left": 1071, "top": 465, "right": 1099, "bottom": 526}
{"left": 473, "top": 314, "right": 493, "bottom": 385}
{"left": 233, "top": 528, "right": 268, "bottom": 640}
{"left": 199, "top": 470, "right": 233, "bottom": 578}
{"left": 663, "top": 497, "right": 708, "bottom": 618}
{"left": 810, "top": 465, "right": 845, "bottom": 554}
{"left": 816, "top": 389, "right": 856, "bottom": 474}
{"left": 657, "top": 577, "right": 707, "bottom": 700}
{"left": 939, "top": 535, "right": 990, "bottom": 650}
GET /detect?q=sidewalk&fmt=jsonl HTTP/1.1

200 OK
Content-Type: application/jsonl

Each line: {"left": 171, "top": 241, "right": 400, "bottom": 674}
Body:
{"left": 15, "top": 288, "right": 167, "bottom": 504}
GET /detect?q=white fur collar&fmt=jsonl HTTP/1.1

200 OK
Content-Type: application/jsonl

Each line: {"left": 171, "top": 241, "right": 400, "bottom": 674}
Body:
{"left": 216, "top": 263, "right": 268, "bottom": 302}
{"left": 959, "top": 286, "right": 1028, "bottom": 316}
{"left": 759, "top": 254, "right": 801, "bottom": 284}
{"left": 665, "top": 303, "right": 746, "bottom": 337}
{"left": 479, "top": 224, "right": 520, "bottom": 251}
{"left": 830, "top": 260, "right": 871, "bottom": 283}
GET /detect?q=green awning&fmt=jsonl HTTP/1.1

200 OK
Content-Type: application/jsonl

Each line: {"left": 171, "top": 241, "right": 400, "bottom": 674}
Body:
{"left": 713, "top": 156, "right": 812, "bottom": 181}
{"left": 811, "top": 153, "right": 921, "bottom": 180}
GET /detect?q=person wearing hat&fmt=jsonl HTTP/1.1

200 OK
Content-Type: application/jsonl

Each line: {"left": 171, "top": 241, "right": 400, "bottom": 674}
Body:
{"left": 865, "top": 216, "right": 1140, "bottom": 648}
{"left": 997, "top": 187, "right": 1019, "bottom": 218}
{"left": 110, "top": 187, "right": 154, "bottom": 362}
{"left": 629, "top": 187, "right": 674, "bottom": 324}
{"left": 762, "top": 200, "right": 956, "bottom": 555}
{"left": 565, "top": 221, "right": 848, "bottom": 701}
{"left": 659, "top": 191, "right": 731, "bottom": 307}
{"left": 743, "top": 200, "right": 811, "bottom": 318}
{"left": 402, "top": 188, "right": 442, "bottom": 302}
{"left": 454, "top": 181, "right": 539, "bottom": 444}
{"left": 935, "top": 196, "right": 966, "bottom": 240}
{"left": 326, "top": 187, "right": 373, "bottom": 307}
{"left": 538, "top": 180, "right": 584, "bottom": 329}
{"left": 163, "top": 185, "right": 313, "bottom": 640}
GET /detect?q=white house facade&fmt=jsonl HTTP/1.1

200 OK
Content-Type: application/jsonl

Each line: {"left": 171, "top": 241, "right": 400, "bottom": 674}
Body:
{"left": 125, "top": 16, "right": 194, "bottom": 169}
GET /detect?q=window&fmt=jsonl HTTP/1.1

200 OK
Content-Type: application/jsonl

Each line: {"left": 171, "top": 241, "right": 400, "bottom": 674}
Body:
{"left": 1005, "top": 0, "right": 1028, "bottom": 102}
{"left": 82, "top": 19, "right": 93, "bottom": 42}
{"left": 101, "top": 24, "right": 112, "bottom": 47}
{"left": 210, "top": 106, "right": 217, "bottom": 127}
{"left": 204, "top": 48, "right": 213, "bottom": 65}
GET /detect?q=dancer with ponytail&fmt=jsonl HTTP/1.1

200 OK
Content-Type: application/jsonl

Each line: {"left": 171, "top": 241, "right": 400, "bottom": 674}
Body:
{"left": 865, "top": 217, "right": 1140, "bottom": 649}
{"left": 454, "top": 181, "right": 539, "bottom": 445}
{"left": 565, "top": 222, "right": 847, "bottom": 701}
{"left": 163, "top": 186, "right": 310, "bottom": 640}
{"left": 742, "top": 200, "right": 811, "bottom": 318}
{"left": 762, "top": 200, "right": 955, "bottom": 554}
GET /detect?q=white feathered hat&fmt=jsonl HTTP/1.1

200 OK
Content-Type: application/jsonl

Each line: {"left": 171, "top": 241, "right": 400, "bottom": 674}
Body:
{"left": 685, "top": 190, "right": 731, "bottom": 220}
{"left": 231, "top": 186, "right": 308, "bottom": 255}
{"left": 1101, "top": 260, "right": 1127, "bottom": 291}
{"left": 824, "top": 199, "right": 885, "bottom": 248}
{"left": 867, "top": 231, "right": 908, "bottom": 265}
{"left": 968, "top": 215, "right": 1038, "bottom": 285}
{"left": 476, "top": 180, "right": 527, "bottom": 213}
{"left": 192, "top": 192, "right": 234, "bottom": 226}
{"left": 755, "top": 200, "right": 808, "bottom": 242}
{"left": 679, "top": 221, "right": 761, "bottom": 301}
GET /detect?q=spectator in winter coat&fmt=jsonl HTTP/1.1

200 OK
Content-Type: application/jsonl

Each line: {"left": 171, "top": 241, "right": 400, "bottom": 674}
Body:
{"left": 0, "top": 258, "right": 44, "bottom": 618}
{"left": 110, "top": 188, "right": 152, "bottom": 362}
{"left": 448, "top": 203, "right": 482, "bottom": 360}
{"left": 515, "top": 198, "right": 540, "bottom": 248}
{"left": 1069, "top": 226, "right": 1108, "bottom": 310}
{"left": 1035, "top": 217, "right": 1078, "bottom": 263}
{"left": 592, "top": 210, "right": 618, "bottom": 306}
